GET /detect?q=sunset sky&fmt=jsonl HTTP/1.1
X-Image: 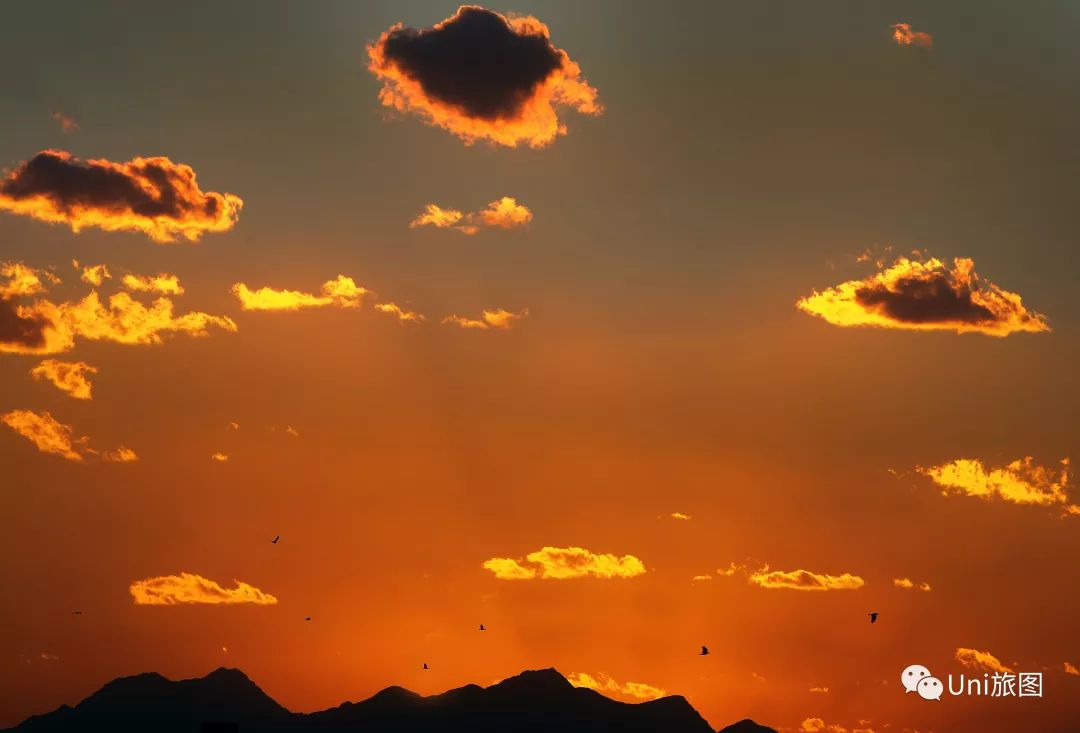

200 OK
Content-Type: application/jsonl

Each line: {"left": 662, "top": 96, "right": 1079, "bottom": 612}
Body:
{"left": 2, "top": 2, "right": 1079, "bottom": 732}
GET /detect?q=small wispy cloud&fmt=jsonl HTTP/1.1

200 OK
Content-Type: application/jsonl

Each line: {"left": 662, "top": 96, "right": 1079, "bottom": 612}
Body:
{"left": 891, "top": 23, "right": 933, "bottom": 47}
{"left": 955, "top": 648, "right": 1012, "bottom": 674}
{"left": 410, "top": 197, "right": 532, "bottom": 234}
{"left": 567, "top": 672, "right": 666, "bottom": 701}
{"left": 443, "top": 308, "right": 528, "bottom": 330}
{"left": 893, "top": 577, "right": 931, "bottom": 591}
{"left": 130, "top": 572, "right": 277, "bottom": 605}
{"left": 30, "top": 359, "right": 97, "bottom": 399}
{"left": 375, "top": 302, "right": 425, "bottom": 323}
{"left": 483, "top": 546, "right": 646, "bottom": 580}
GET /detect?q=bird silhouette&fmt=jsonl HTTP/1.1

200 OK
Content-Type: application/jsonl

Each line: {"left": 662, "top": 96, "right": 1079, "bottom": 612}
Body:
{"left": 272, "top": 535, "right": 280, "bottom": 544}
{"left": 700, "top": 645, "right": 709, "bottom": 656}
{"left": 422, "top": 663, "right": 429, "bottom": 670}
{"left": 868, "top": 612, "right": 879, "bottom": 624}
{"left": 72, "top": 611, "right": 82, "bottom": 615}
{"left": 479, "top": 624, "right": 486, "bottom": 631}
{"left": 304, "top": 616, "right": 311, "bottom": 622}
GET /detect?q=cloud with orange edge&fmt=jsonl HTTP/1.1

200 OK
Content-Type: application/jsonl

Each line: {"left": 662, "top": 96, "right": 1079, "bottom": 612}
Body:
{"left": 1, "top": 409, "right": 87, "bottom": 461}
{"left": 918, "top": 456, "right": 1078, "bottom": 516}
{"left": 121, "top": 272, "right": 184, "bottom": 295}
{"left": 103, "top": 446, "right": 138, "bottom": 463}
{"left": 73, "top": 261, "right": 111, "bottom": 286}
{"left": 410, "top": 196, "right": 532, "bottom": 234}
{"left": 375, "top": 302, "right": 425, "bottom": 323}
{"left": 893, "top": 577, "right": 932, "bottom": 592}
{"left": 483, "top": 546, "right": 646, "bottom": 580}
{"left": 0, "top": 150, "right": 242, "bottom": 243}
{"left": 955, "top": 648, "right": 1012, "bottom": 674}
{"left": 367, "top": 5, "right": 601, "bottom": 147}
{"left": 130, "top": 572, "right": 277, "bottom": 605}
{"left": 892, "top": 23, "right": 933, "bottom": 47}
{"left": 567, "top": 672, "right": 666, "bottom": 702}
{"left": 0, "top": 409, "right": 135, "bottom": 463}
{"left": 748, "top": 566, "right": 864, "bottom": 591}
{"left": 443, "top": 308, "right": 528, "bottom": 330}
{"left": 30, "top": 359, "right": 98, "bottom": 399}
{"left": 796, "top": 256, "right": 1049, "bottom": 337}
{"left": 0, "top": 262, "right": 58, "bottom": 298}
{"left": 232, "top": 275, "right": 369, "bottom": 312}
{"left": 1, "top": 288, "right": 237, "bottom": 355}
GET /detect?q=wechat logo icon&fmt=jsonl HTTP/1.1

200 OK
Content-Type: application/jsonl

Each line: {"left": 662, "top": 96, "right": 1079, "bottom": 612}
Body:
{"left": 902, "top": 664, "right": 943, "bottom": 701}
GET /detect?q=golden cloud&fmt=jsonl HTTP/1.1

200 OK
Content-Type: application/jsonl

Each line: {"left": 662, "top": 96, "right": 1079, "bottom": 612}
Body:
{"left": 1, "top": 289, "right": 236, "bottom": 355}
{"left": 375, "top": 302, "right": 425, "bottom": 323}
{"left": 748, "top": 566, "right": 864, "bottom": 591}
{"left": 800, "top": 720, "right": 874, "bottom": 733}
{"left": 796, "top": 256, "right": 1049, "bottom": 337}
{"left": 130, "top": 572, "right": 277, "bottom": 605}
{"left": 0, "top": 150, "right": 242, "bottom": 243}
{"left": 121, "top": 272, "right": 184, "bottom": 295}
{"left": 1, "top": 409, "right": 136, "bottom": 463}
{"left": 103, "top": 446, "right": 138, "bottom": 462}
{"left": 483, "top": 546, "right": 646, "bottom": 580}
{"left": 0, "top": 262, "right": 58, "bottom": 298}
{"left": 893, "top": 577, "right": 932, "bottom": 591}
{"left": 210, "top": 452, "right": 229, "bottom": 462}
{"left": 892, "top": 23, "right": 933, "bottom": 47}
{"left": 367, "top": 5, "right": 601, "bottom": 147}
{"left": 567, "top": 672, "right": 666, "bottom": 701}
{"left": 410, "top": 196, "right": 532, "bottom": 234}
{"left": 30, "top": 359, "right": 98, "bottom": 399}
{"left": 409, "top": 204, "right": 465, "bottom": 231}
{"left": 1065, "top": 662, "right": 1079, "bottom": 676}
{"left": 955, "top": 648, "right": 1012, "bottom": 674}
{"left": 232, "top": 275, "right": 368, "bottom": 311}
{"left": 670, "top": 512, "right": 691, "bottom": 520}
{"left": 919, "top": 457, "right": 1077, "bottom": 515}
{"left": 443, "top": 308, "right": 528, "bottom": 330}
{"left": 75, "top": 262, "right": 111, "bottom": 286}
{"left": 1, "top": 409, "right": 86, "bottom": 461}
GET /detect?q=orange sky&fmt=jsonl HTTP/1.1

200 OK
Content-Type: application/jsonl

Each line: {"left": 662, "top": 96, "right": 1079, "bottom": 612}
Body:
{"left": 2, "top": 3, "right": 1079, "bottom": 732}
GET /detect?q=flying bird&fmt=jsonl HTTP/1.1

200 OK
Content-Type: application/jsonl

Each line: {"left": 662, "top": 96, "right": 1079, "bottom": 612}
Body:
{"left": 868, "top": 612, "right": 879, "bottom": 624}
{"left": 479, "top": 624, "right": 486, "bottom": 631}
{"left": 422, "top": 663, "right": 429, "bottom": 670}
{"left": 700, "top": 645, "right": 709, "bottom": 656}
{"left": 272, "top": 535, "right": 280, "bottom": 544}
{"left": 304, "top": 616, "right": 311, "bottom": 622}
{"left": 72, "top": 611, "right": 82, "bottom": 615}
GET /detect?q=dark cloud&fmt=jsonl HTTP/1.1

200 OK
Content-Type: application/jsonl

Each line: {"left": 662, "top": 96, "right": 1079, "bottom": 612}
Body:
{"left": 0, "top": 150, "right": 242, "bottom": 242}
{"left": 379, "top": 6, "right": 561, "bottom": 120}
{"left": 797, "top": 256, "right": 1050, "bottom": 337}
{"left": 854, "top": 271, "right": 995, "bottom": 324}
{"left": 0, "top": 298, "right": 48, "bottom": 352}
{"left": 367, "top": 6, "right": 601, "bottom": 147}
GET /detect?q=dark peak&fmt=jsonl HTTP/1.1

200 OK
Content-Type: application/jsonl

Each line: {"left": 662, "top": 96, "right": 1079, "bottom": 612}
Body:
{"left": 491, "top": 667, "right": 572, "bottom": 690}
{"left": 717, "top": 719, "right": 779, "bottom": 733}
{"left": 202, "top": 667, "right": 252, "bottom": 683}
{"left": 93, "top": 671, "right": 170, "bottom": 694}
{"left": 369, "top": 685, "right": 422, "bottom": 702}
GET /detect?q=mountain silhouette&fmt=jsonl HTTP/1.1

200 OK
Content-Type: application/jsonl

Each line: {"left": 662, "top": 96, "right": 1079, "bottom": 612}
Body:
{"left": 717, "top": 720, "right": 779, "bottom": 733}
{"left": 3, "top": 667, "right": 776, "bottom": 733}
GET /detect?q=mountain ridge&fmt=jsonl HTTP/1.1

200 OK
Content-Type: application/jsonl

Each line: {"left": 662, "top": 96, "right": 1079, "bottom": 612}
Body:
{"left": 5, "top": 666, "right": 777, "bottom": 733}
